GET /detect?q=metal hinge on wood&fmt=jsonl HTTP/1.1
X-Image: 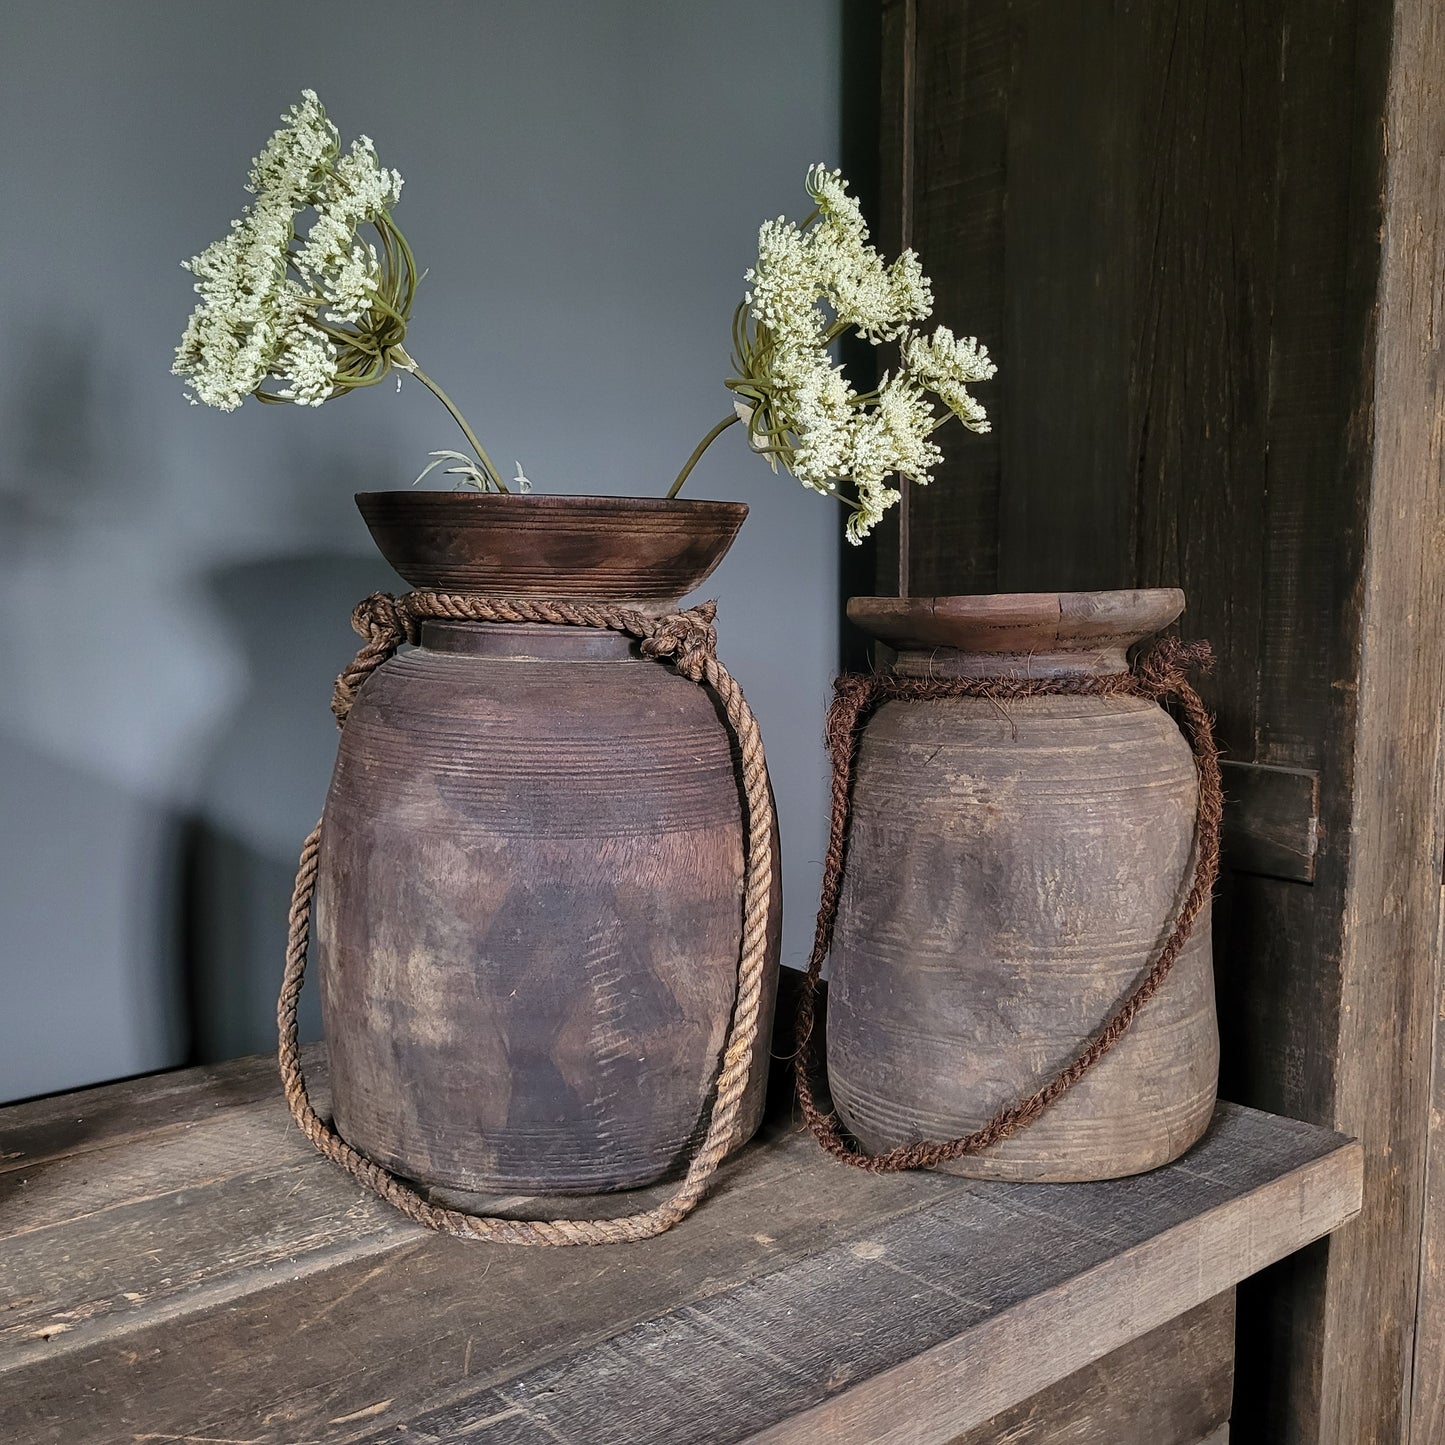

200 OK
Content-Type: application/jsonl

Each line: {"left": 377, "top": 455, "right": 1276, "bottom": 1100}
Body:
{"left": 1219, "top": 761, "right": 1320, "bottom": 884}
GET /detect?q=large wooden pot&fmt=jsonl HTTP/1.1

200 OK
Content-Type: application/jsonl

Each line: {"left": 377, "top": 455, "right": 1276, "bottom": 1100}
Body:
{"left": 315, "top": 493, "right": 781, "bottom": 1195}
{"left": 827, "top": 589, "right": 1218, "bottom": 1181}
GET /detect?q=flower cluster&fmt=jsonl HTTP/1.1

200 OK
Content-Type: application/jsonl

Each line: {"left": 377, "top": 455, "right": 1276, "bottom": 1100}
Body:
{"left": 173, "top": 91, "right": 408, "bottom": 411}
{"left": 176, "top": 103, "right": 991, "bottom": 530}
{"left": 727, "top": 165, "right": 995, "bottom": 542}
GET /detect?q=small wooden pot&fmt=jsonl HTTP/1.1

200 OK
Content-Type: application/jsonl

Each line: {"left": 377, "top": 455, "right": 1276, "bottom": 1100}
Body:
{"left": 827, "top": 589, "right": 1218, "bottom": 1181}
{"left": 315, "top": 493, "right": 781, "bottom": 1195}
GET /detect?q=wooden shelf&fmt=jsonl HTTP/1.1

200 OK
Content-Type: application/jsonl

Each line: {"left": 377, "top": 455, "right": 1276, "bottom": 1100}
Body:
{"left": 0, "top": 1050, "right": 1361, "bottom": 1444}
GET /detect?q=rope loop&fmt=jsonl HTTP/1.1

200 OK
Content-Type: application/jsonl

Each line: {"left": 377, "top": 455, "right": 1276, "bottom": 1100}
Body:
{"left": 795, "top": 634, "right": 1223, "bottom": 1173}
{"left": 639, "top": 599, "right": 718, "bottom": 681}
{"left": 284, "top": 591, "right": 773, "bottom": 1245}
{"left": 1132, "top": 634, "right": 1216, "bottom": 700}
{"left": 351, "top": 590, "right": 411, "bottom": 646}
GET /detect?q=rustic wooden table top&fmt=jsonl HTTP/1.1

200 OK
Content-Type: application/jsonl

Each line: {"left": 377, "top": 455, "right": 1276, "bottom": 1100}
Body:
{"left": 0, "top": 1048, "right": 1361, "bottom": 1445}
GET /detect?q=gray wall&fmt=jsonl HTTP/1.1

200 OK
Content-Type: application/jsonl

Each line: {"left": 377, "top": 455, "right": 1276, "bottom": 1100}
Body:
{"left": 0, "top": 2, "right": 843, "bottom": 1102}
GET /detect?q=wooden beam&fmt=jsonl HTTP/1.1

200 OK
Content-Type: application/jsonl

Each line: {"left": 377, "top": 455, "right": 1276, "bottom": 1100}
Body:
{"left": 1342, "top": 1, "right": 1445, "bottom": 1440}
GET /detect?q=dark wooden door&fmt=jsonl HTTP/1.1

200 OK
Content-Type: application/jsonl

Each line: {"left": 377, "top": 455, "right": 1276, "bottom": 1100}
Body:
{"left": 869, "top": 1, "right": 1445, "bottom": 1439}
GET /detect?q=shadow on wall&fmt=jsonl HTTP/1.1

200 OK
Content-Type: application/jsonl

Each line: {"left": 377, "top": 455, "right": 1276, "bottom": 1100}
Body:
{"left": 0, "top": 320, "right": 157, "bottom": 562}
{"left": 0, "top": 733, "right": 178, "bottom": 1102}
{"left": 177, "top": 551, "right": 392, "bottom": 1065}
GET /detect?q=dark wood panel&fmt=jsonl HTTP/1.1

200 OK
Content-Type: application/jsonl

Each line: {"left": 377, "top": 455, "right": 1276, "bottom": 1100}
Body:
{"left": 1121, "top": 0, "right": 1277, "bottom": 777}
{"left": 947, "top": 1291, "right": 1235, "bottom": 1445}
{"left": 994, "top": 0, "right": 1156, "bottom": 596}
{"left": 901, "top": 0, "right": 1010, "bottom": 598}
{"left": 1219, "top": 762, "right": 1319, "bottom": 884}
{"left": 870, "top": 0, "right": 912, "bottom": 600}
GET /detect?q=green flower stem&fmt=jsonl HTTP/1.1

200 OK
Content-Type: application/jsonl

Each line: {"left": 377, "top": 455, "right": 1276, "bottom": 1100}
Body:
{"left": 390, "top": 345, "right": 507, "bottom": 493}
{"left": 667, "top": 412, "right": 741, "bottom": 498}
{"left": 814, "top": 481, "right": 858, "bottom": 507}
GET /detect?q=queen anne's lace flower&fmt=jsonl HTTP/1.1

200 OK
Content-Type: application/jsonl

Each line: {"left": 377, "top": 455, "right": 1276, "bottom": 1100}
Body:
{"left": 746, "top": 220, "right": 825, "bottom": 349}
{"left": 174, "top": 91, "right": 406, "bottom": 411}
{"left": 902, "top": 326, "right": 997, "bottom": 432}
{"left": 852, "top": 376, "right": 943, "bottom": 485}
{"left": 805, "top": 165, "right": 932, "bottom": 344}
{"left": 727, "top": 166, "right": 995, "bottom": 542}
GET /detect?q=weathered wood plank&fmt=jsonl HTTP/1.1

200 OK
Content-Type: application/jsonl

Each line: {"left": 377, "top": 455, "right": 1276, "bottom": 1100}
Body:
{"left": 352, "top": 1110, "right": 1353, "bottom": 1445}
{"left": 0, "top": 1041, "right": 1358, "bottom": 1445}
{"left": 1356, "top": 3, "right": 1445, "bottom": 1444}
{"left": 1219, "top": 761, "right": 1319, "bottom": 884}
{"left": 0, "top": 1104, "right": 957, "bottom": 1442}
{"left": 0, "top": 1055, "right": 428, "bottom": 1371}
{"left": 946, "top": 1290, "right": 1234, "bottom": 1445}
{"left": 0, "top": 1043, "right": 323, "bottom": 1176}
{"left": 746, "top": 1125, "right": 1356, "bottom": 1445}
{"left": 0, "top": 1160, "right": 422, "bottom": 1369}
{"left": 0, "top": 1068, "right": 331, "bottom": 1239}
{"left": 1416, "top": 884, "right": 1445, "bottom": 1443}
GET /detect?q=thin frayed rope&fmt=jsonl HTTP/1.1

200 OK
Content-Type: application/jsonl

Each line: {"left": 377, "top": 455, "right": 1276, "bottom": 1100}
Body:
{"left": 794, "top": 636, "right": 1223, "bottom": 1172}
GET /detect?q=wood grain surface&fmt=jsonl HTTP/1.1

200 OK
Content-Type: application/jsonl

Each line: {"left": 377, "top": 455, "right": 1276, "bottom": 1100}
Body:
{"left": 355, "top": 492, "right": 747, "bottom": 602}
{"left": 0, "top": 1050, "right": 1360, "bottom": 1444}
{"left": 1350, "top": 0, "right": 1445, "bottom": 1438}
{"left": 828, "top": 596, "right": 1217, "bottom": 1182}
{"left": 317, "top": 616, "right": 780, "bottom": 1195}
{"left": 946, "top": 1291, "right": 1235, "bottom": 1445}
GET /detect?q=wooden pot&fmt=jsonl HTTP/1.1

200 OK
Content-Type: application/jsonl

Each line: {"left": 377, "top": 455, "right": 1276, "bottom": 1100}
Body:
{"left": 827, "top": 589, "right": 1218, "bottom": 1181}
{"left": 315, "top": 492, "right": 781, "bottom": 1195}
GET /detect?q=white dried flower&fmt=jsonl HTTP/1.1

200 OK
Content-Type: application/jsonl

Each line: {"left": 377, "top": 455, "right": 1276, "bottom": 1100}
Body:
{"left": 174, "top": 90, "right": 407, "bottom": 411}
{"left": 850, "top": 375, "right": 943, "bottom": 487}
{"left": 745, "top": 219, "right": 825, "bottom": 349}
{"left": 722, "top": 166, "right": 995, "bottom": 542}
{"left": 902, "top": 326, "right": 997, "bottom": 433}
{"left": 174, "top": 91, "right": 506, "bottom": 493}
{"left": 804, "top": 164, "right": 932, "bottom": 343}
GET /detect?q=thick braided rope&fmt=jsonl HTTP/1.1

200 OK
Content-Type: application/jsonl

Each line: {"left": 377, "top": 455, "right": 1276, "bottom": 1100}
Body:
{"left": 280, "top": 591, "right": 773, "bottom": 1245}
{"left": 794, "top": 637, "right": 1223, "bottom": 1173}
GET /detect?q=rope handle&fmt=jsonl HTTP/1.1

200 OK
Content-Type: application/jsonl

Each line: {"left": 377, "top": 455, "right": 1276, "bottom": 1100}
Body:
{"left": 794, "top": 636, "right": 1224, "bottom": 1173}
{"left": 278, "top": 592, "right": 775, "bottom": 1245}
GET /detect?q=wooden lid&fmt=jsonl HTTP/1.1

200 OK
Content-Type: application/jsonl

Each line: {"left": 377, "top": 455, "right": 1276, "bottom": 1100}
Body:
{"left": 848, "top": 589, "right": 1186, "bottom": 654}
{"left": 357, "top": 493, "right": 747, "bottom": 601}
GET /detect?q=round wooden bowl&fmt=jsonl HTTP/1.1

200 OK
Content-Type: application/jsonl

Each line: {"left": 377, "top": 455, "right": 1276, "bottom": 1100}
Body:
{"left": 357, "top": 492, "right": 747, "bottom": 604}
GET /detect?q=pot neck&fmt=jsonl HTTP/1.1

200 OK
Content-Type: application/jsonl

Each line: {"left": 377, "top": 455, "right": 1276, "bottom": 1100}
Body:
{"left": 418, "top": 621, "right": 642, "bottom": 662}
{"left": 850, "top": 590, "right": 1186, "bottom": 680}
{"left": 883, "top": 644, "right": 1132, "bottom": 680}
